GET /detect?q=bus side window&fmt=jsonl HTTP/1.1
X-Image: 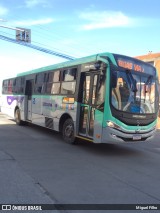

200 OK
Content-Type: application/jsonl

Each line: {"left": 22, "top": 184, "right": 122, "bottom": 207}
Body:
{"left": 4, "top": 77, "right": 23, "bottom": 94}
{"left": 83, "top": 75, "right": 90, "bottom": 104}
{"left": 2, "top": 80, "right": 8, "bottom": 94}
{"left": 93, "top": 73, "right": 106, "bottom": 111}
{"left": 61, "top": 68, "right": 77, "bottom": 95}
{"left": 97, "top": 74, "right": 105, "bottom": 105}
{"left": 92, "top": 75, "right": 98, "bottom": 105}
{"left": 13, "top": 78, "right": 18, "bottom": 93}
{"left": 45, "top": 70, "right": 60, "bottom": 95}
{"left": 21, "top": 77, "right": 25, "bottom": 93}
{"left": 13, "top": 79, "right": 16, "bottom": 93}
{"left": 2, "top": 79, "right": 15, "bottom": 94}
{"left": 34, "top": 73, "right": 45, "bottom": 94}
{"left": 13, "top": 77, "right": 25, "bottom": 94}
{"left": 8, "top": 79, "right": 13, "bottom": 94}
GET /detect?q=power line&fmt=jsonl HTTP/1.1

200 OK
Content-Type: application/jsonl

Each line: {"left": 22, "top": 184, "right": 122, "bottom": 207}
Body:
{"left": 0, "top": 34, "right": 76, "bottom": 60}
{"left": 0, "top": 25, "right": 24, "bottom": 32}
{"left": 0, "top": 13, "right": 100, "bottom": 58}
{"left": 1, "top": 14, "right": 99, "bottom": 57}
{"left": 0, "top": 27, "right": 82, "bottom": 58}
{"left": 1, "top": 14, "right": 97, "bottom": 56}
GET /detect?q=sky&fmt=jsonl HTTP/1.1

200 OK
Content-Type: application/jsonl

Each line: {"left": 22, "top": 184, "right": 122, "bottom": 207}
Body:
{"left": 0, "top": 0, "right": 160, "bottom": 82}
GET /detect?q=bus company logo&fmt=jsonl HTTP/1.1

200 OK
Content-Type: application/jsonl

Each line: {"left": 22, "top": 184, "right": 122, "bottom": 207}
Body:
{"left": 135, "top": 128, "right": 141, "bottom": 133}
{"left": 43, "top": 102, "right": 52, "bottom": 107}
{"left": 137, "top": 120, "right": 140, "bottom": 126}
{"left": 2, "top": 205, "right": 11, "bottom": 210}
{"left": 7, "top": 96, "right": 24, "bottom": 105}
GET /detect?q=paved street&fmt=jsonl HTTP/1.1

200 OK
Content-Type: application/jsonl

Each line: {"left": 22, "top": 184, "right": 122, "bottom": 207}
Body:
{"left": 0, "top": 112, "right": 160, "bottom": 212}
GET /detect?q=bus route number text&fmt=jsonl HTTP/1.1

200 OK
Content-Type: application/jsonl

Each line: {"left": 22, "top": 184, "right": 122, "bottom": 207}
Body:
{"left": 117, "top": 60, "right": 144, "bottom": 72}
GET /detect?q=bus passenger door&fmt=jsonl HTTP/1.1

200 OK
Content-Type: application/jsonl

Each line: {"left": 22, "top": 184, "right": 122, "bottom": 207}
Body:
{"left": 78, "top": 72, "right": 104, "bottom": 143}
{"left": 25, "top": 80, "right": 33, "bottom": 121}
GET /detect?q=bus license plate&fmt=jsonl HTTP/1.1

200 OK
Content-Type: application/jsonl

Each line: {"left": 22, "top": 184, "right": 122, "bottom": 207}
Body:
{"left": 133, "top": 135, "right": 141, "bottom": 140}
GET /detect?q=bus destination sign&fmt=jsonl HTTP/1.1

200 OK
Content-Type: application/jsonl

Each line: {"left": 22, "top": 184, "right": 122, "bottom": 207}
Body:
{"left": 117, "top": 59, "right": 144, "bottom": 72}
{"left": 113, "top": 54, "right": 156, "bottom": 75}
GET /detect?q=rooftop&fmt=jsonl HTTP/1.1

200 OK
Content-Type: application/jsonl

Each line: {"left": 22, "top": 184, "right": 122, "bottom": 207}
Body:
{"left": 135, "top": 52, "right": 160, "bottom": 60}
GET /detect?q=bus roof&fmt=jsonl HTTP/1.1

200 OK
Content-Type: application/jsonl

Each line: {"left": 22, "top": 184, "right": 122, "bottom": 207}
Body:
{"left": 16, "top": 52, "right": 114, "bottom": 77}
{"left": 17, "top": 53, "right": 96, "bottom": 77}
{"left": 16, "top": 52, "right": 157, "bottom": 77}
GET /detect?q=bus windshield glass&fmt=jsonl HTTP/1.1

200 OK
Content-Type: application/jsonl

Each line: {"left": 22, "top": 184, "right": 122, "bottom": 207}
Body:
{"left": 111, "top": 70, "right": 157, "bottom": 114}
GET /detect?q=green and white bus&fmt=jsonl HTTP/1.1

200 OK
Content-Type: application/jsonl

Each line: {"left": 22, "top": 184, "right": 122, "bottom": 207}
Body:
{"left": 1, "top": 52, "right": 159, "bottom": 144}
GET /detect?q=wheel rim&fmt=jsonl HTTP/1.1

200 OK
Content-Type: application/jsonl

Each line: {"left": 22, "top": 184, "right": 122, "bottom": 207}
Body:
{"left": 65, "top": 124, "right": 73, "bottom": 138}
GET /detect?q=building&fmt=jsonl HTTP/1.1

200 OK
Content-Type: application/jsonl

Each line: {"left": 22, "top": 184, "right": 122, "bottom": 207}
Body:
{"left": 135, "top": 52, "right": 160, "bottom": 78}
{"left": 135, "top": 52, "right": 160, "bottom": 128}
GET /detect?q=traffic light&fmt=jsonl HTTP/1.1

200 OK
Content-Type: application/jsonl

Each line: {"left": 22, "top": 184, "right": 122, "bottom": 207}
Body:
{"left": 16, "top": 28, "right": 31, "bottom": 43}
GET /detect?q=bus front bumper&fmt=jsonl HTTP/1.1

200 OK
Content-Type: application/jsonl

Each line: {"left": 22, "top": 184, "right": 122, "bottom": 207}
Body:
{"left": 101, "top": 126, "right": 156, "bottom": 143}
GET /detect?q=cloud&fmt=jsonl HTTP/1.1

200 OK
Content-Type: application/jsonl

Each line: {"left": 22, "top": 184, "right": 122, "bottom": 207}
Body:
{"left": 0, "top": 5, "right": 8, "bottom": 15}
{"left": 79, "top": 11, "right": 134, "bottom": 30}
{"left": 12, "top": 18, "right": 54, "bottom": 27}
{"left": 25, "top": 0, "right": 50, "bottom": 8}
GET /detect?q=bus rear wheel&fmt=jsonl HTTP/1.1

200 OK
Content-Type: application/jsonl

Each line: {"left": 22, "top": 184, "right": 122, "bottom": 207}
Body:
{"left": 15, "top": 108, "right": 23, "bottom": 125}
{"left": 62, "top": 118, "right": 75, "bottom": 144}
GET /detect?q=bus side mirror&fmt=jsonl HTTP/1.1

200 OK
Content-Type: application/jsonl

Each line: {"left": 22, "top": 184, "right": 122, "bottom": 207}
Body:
{"left": 112, "top": 71, "right": 118, "bottom": 88}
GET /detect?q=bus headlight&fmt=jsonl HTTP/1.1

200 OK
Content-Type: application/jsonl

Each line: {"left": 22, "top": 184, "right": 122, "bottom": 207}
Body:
{"left": 106, "top": 121, "right": 121, "bottom": 130}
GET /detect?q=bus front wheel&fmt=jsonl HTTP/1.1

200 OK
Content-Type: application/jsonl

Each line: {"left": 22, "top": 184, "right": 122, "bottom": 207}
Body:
{"left": 15, "top": 108, "right": 23, "bottom": 125}
{"left": 62, "top": 118, "right": 75, "bottom": 144}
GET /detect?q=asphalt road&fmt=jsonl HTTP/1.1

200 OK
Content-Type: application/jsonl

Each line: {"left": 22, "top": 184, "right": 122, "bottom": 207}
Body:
{"left": 0, "top": 112, "right": 160, "bottom": 213}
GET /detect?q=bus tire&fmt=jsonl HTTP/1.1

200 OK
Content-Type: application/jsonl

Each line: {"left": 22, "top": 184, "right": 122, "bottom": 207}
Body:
{"left": 15, "top": 108, "right": 23, "bottom": 125}
{"left": 62, "top": 118, "right": 75, "bottom": 144}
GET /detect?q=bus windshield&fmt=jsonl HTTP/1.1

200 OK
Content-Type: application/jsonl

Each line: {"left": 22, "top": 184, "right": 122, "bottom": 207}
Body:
{"left": 111, "top": 70, "right": 157, "bottom": 114}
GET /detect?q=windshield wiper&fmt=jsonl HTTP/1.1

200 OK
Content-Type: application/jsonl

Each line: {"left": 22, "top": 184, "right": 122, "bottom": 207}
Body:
{"left": 126, "top": 70, "right": 137, "bottom": 92}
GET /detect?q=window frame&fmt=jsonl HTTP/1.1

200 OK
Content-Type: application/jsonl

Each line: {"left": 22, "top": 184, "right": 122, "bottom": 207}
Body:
{"left": 2, "top": 77, "right": 25, "bottom": 94}
{"left": 34, "top": 72, "right": 47, "bottom": 94}
{"left": 44, "top": 67, "right": 78, "bottom": 96}
{"left": 45, "top": 70, "right": 61, "bottom": 95}
{"left": 60, "top": 67, "right": 77, "bottom": 95}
